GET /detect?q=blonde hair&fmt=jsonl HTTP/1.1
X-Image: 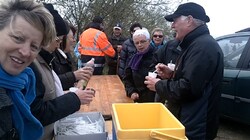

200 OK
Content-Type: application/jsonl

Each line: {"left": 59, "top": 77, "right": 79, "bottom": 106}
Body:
{"left": 151, "top": 27, "right": 164, "bottom": 38}
{"left": 0, "top": 0, "right": 56, "bottom": 47}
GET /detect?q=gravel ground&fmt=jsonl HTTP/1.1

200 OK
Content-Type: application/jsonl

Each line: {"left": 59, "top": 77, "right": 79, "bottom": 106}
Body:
{"left": 215, "top": 118, "right": 250, "bottom": 140}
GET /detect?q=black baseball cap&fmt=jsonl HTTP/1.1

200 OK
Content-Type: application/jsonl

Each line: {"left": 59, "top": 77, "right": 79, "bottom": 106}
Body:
{"left": 165, "top": 2, "right": 210, "bottom": 22}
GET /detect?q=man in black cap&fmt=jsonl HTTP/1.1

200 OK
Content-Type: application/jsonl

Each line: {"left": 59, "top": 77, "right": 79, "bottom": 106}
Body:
{"left": 107, "top": 23, "right": 127, "bottom": 75}
{"left": 145, "top": 2, "right": 224, "bottom": 140}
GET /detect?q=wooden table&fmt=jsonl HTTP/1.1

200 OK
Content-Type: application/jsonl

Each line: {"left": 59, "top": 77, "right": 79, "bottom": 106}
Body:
{"left": 79, "top": 75, "right": 133, "bottom": 116}
{"left": 77, "top": 75, "right": 133, "bottom": 138}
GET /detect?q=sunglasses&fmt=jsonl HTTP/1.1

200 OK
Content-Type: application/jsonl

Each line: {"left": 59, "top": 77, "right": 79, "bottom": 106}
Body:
{"left": 153, "top": 35, "right": 163, "bottom": 38}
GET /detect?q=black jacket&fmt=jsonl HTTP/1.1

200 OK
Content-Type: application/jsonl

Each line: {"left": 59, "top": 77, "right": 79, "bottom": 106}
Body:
{"left": 155, "top": 25, "right": 224, "bottom": 140}
{"left": 150, "top": 39, "right": 181, "bottom": 103}
{"left": 52, "top": 49, "right": 76, "bottom": 90}
{"left": 106, "top": 34, "right": 126, "bottom": 71}
{"left": 124, "top": 46, "right": 157, "bottom": 102}
{"left": 151, "top": 39, "right": 180, "bottom": 67}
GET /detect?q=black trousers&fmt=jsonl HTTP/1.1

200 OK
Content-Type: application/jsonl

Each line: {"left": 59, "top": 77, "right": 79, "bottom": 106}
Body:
{"left": 93, "top": 67, "right": 103, "bottom": 75}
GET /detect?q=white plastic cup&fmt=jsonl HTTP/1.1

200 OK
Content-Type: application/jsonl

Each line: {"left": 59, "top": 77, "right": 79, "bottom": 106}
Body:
{"left": 148, "top": 72, "right": 157, "bottom": 78}
{"left": 167, "top": 63, "right": 175, "bottom": 71}
{"left": 69, "top": 87, "right": 78, "bottom": 92}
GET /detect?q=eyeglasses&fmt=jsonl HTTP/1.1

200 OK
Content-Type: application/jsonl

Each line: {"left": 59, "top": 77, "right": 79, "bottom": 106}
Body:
{"left": 153, "top": 35, "right": 163, "bottom": 38}
{"left": 134, "top": 40, "right": 148, "bottom": 45}
{"left": 55, "top": 37, "right": 63, "bottom": 43}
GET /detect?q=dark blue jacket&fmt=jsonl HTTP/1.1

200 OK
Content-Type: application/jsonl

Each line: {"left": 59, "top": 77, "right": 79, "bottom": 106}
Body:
{"left": 118, "top": 38, "right": 137, "bottom": 79}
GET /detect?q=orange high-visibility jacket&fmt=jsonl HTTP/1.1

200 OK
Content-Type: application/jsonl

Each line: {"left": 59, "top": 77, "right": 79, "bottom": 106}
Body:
{"left": 79, "top": 28, "right": 115, "bottom": 57}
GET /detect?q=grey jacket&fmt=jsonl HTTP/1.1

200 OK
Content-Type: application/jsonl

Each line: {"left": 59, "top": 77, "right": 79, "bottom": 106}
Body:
{"left": 30, "top": 49, "right": 81, "bottom": 140}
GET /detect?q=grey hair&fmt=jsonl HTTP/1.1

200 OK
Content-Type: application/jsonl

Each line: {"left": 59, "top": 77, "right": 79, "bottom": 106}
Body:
{"left": 193, "top": 18, "right": 205, "bottom": 26}
{"left": 133, "top": 28, "right": 150, "bottom": 40}
{"left": 0, "top": 0, "right": 56, "bottom": 47}
{"left": 179, "top": 15, "right": 205, "bottom": 26}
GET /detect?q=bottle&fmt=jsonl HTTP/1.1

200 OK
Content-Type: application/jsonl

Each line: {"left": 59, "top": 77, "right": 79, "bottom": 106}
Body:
{"left": 86, "top": 58, "right": 95, "bottom": 68}
{"left": 80, "top": 58, "right": 95, "bottom": 89}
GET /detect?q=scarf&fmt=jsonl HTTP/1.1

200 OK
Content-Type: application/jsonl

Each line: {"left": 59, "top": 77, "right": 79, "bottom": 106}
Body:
{"left": 150, "top": 40, "right": 166, "bottom": 49}
{"left": 0, "top": 66, "right": 43, "bottom": 140}
{"left": 128, "top": 46, "right": 150, "bottom": 71}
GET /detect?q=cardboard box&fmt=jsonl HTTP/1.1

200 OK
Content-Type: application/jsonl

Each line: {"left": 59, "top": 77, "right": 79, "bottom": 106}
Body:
{"left": 112, "top": 103, "right": 188, "bottom": 140}
{"left": 54, "top": 112, "right": 107, "bottom": 140}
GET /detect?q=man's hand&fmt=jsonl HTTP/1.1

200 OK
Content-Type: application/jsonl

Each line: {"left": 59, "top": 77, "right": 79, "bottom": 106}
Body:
{"left": 155, "top": 63, "right": 173, "bottom": 79}
{"left": 117, "top": 45, "right": 122, "bottom": 53}
{"left": 144, "top": 76, "right": 161, "bottom": 91}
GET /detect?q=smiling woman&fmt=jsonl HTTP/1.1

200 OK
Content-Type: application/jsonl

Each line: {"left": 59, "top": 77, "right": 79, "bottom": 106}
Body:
{"left": 0, "top": 0, "right": 56, "bottom": 140}
{"left": 2, "top": 16, "right": 43, "bottom": 75}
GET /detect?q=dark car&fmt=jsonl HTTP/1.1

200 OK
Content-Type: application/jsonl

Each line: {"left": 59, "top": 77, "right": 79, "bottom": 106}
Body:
{"left": 216, "top": 29, "right": 250, "bottom": 124}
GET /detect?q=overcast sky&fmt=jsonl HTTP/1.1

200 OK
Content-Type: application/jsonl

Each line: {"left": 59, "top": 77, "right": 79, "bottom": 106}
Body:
{"left": 180, "top": 0, "right": 250, "bottom": 37}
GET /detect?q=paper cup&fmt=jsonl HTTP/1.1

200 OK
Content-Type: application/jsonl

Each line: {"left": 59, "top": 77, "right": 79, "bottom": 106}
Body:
{"left": 69, "top": 87, "right": 78, "bottom": 92}
{"left": 167, "top": 63, "right": 175, "bottom": 71}
{"left": 148, "top": 72, "right": 157, "bottom": 78}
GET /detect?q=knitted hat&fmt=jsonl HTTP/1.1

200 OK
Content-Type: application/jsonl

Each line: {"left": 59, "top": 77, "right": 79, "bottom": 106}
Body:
{"left": 44, "top": 3, "right": 68, "bottom": 36}
{"left": 92, "top": 16, "right": 104, "bottom": 24}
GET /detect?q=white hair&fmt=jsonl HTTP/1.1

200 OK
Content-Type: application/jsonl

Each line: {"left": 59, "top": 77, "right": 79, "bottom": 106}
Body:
{"left": 133, "top": 28, "right": 150, "bottom": 40}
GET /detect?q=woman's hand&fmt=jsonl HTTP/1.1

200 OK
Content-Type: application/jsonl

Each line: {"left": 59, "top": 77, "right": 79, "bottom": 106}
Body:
{"left": 74, "top": 66, "right": 94, "bottom": 81}
{"left": 74, "top": 87, "right": 95, "bottom": 105}
{"left": 131, "top": 92, "right": 139, "bottom": 100}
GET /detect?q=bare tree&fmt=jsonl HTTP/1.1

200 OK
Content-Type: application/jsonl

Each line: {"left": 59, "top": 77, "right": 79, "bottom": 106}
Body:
{"left": 38, "top": 0, "right": 184, "bottom": 39}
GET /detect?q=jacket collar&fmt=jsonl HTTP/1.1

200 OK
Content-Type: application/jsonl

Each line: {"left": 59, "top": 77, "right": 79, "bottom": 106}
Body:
{"left": 38, "top": 49, "right": 55, "bottom": 67}
{"left": 180, "top": 24, "right": 210, "bottom": 50}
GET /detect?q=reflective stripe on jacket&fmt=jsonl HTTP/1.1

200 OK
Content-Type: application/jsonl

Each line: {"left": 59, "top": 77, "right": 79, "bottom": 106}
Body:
{"left": 79, "top": 28, "right": 115, "bottom": 57}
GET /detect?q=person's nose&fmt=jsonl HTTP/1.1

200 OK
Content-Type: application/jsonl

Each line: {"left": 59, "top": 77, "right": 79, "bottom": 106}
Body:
{"left": 19, "top": 43, "right": 31, "bottom": 57}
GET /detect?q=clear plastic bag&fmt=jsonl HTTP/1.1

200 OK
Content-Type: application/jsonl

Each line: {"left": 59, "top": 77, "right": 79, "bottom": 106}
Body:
{"left": 57, "top": 115, "right": 103, "bottom": 135}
